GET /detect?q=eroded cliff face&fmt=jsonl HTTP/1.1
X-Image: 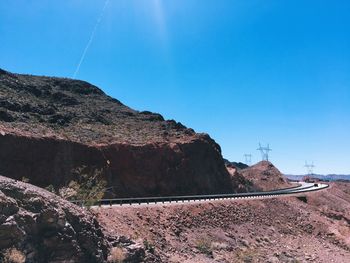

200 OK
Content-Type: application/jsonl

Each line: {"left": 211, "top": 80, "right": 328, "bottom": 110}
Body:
{"left": 100, "top": 135, "right": 233, "bottom": 197}
{"left": 0, "top": 69, "right": 233, "bottom": 197}
{"left": 0, "top": 132, "right": 232, "bottom": 197}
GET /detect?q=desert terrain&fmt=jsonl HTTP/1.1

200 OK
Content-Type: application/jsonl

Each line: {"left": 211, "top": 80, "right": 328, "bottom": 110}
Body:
{"left": 0, "top": 69, "right": 349, "bottom": 263}
{"left": 96, "top": 182, "right": 350, "bottom": 263}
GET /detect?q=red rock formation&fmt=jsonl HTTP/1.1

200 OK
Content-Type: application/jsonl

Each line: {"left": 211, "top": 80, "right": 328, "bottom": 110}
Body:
{"left": 0, "top": 131, "right": 232, "bottom": 197}
{"left": 0, "top": 69, "right": 233, "bottom": 197}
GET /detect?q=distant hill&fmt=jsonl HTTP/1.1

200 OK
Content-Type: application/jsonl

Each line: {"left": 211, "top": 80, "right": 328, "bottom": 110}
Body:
{"left": 224, "top": 159, "right": 292, "bottom": 191}
{"left": 223, "top": 159, "right": 249, "bottom": 170}
{"left": 287, "top": 174, "right": 350, "bottom": 182}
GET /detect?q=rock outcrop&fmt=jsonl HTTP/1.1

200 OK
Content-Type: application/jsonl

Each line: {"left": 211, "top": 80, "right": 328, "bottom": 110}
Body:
{"left": 0, "top": 175, "right": 108, "bottom": 263}
{"left": 224, "top": 160, "right": 256, "bottom": 192}
{"left": 0, "top": 69, "right": 233, "bottom": 197}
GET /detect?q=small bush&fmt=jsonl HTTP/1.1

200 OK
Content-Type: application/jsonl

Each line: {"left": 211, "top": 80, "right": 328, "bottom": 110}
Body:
{"left": 108, "top": 247, "right": 126, "bottom": 263}
{"left": 21, "top": 177, "right": 29, "bottom": 183}
{"left": 236, "top": 248, "right": 258, "bottom": 263}
{"left": 195, "top": 237, "right": 213, "bottom": 256}
{"left": 45, "top": 184, "right": 56, "bottom": 193}
{"left": 1, "top": 248, "right": 26, "bottom": 263}
{"left": 143, "top": 239, "right": 155, "bottom": 253}
{"left": 59, "top": 166, "right": 107, "bottom": 208}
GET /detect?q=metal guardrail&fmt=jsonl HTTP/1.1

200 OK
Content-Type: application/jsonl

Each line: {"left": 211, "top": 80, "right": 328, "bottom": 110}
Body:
{"left": 70, "top": 183, "right": 329, "bottom": 207}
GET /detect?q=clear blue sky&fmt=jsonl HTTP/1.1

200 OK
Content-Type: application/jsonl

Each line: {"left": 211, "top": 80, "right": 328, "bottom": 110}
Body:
{"left": 1, "top": 0, "right": 349, "bottom": 175}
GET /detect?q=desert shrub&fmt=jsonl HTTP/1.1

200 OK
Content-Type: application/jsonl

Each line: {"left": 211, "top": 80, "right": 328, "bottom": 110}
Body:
{"left": 59, "top": 166, "right": 107, "bottom": 207}
{"left": 1, "top": 248, "right": 26, "bottom": 263}
{"left": 195, "top": 236, "right": 213, "bottom": 256}
{"left": 108, "top": 247, "right": 126, "bottom": 263}
{"left": 143, "top": 239, "right": 155, "bottom": 253}
{"left": 236, "top": 248, "right": 258, "bottom": 263}
{"left": 21, "top": 177, "right": 29, "bottom": 183}
{"left": 211, "top": 241, "right": 229, "bottom": 250}
{"left": 58, "top": 185, "right": 77, "bottom": 200}
{"left": 45, "top": 184, "right": 56, "bottom": 193}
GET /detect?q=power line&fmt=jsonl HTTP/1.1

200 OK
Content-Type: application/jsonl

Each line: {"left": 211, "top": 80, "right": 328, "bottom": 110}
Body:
{"left": 304, "top": 161, "right": 315, "bottom": 175}
{"left": 244, "top": 154, "right": 252, "bottom": 165}
{"left": 257, "top": 143, "right": 272, "bottom": 161}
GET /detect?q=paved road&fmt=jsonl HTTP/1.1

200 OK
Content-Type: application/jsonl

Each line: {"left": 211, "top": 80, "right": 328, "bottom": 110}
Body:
{"left": 84, "top": 182, "right": 328, "bottom": 209}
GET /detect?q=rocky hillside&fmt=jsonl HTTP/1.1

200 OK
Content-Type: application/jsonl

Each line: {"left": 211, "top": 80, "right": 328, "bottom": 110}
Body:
{"left": 238, "top": 161, "right": 291, "bottom": 191}
{"left": 0, "top": 69, "right": 232, "bottom": 197}
{"left": 224, "top": 160, "right": 291, "bottom": 192}
{"left": 0, "top": 175, "right": 108, "bottom": 262}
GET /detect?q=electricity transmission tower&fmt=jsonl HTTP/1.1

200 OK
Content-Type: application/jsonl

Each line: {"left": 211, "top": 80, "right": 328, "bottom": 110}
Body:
{"left": 304, "top": 161, "right": 315, "bottom": 175}
{"left": 244, "top": 154, "right": 252, "bottom": 165}
{"left": 257, "top": 143, "right": 272, "bottom": 161}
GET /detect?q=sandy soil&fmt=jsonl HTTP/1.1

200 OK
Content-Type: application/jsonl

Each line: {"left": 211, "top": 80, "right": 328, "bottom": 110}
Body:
{"left": 96, "top": 182, "right": 350, "bottom": 262}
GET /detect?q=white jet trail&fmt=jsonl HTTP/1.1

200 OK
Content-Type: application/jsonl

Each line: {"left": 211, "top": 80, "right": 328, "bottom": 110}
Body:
{"left": 72, "top": 0, "right": 110, "bottom": 79}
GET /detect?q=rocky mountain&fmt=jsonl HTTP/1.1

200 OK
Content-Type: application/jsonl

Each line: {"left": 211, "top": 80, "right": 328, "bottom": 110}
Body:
{"left": 0, "top": 69, "right": 233, "bottom": 197}
{"left": 238, "top": 161, "right": 291, "bottom": 191}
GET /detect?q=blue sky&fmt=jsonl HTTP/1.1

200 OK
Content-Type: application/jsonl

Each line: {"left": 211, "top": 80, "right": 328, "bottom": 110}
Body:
{"left": 1, "top": 0, "right": 349, "bottom": 174}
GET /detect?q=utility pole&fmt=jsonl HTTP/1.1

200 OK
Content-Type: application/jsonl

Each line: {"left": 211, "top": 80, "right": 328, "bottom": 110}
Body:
{"left": 257, "top": 143, "right": 272, "bottom": 161}
{"left": 244, "top": 154, "right": 252, "bottom": 166}
{"left": 304, "top": 161, "right": 315, "bottom": 175}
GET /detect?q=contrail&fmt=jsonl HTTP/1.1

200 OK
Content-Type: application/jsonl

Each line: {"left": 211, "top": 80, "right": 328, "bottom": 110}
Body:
{"left": 72, "top": 0, "right": 110, "bottom": 79}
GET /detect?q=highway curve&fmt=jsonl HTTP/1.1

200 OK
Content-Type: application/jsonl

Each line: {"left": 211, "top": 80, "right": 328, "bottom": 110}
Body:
{"left": 78, "top": 182, "right": 329, "bottom": 208}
